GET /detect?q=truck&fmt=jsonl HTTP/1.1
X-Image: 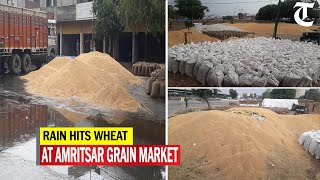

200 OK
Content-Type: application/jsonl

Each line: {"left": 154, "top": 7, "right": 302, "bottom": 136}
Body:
{"left": 300, "top": 31, "right": 320, "bottom": 45}
{"left": 292, "top": 104, "right": 309, "bottom": 115}
{"left": 0, "top": 4, "right": 57, "bottom": 75}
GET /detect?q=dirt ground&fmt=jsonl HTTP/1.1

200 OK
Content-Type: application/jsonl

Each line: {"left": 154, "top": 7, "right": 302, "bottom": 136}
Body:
{"left": 224, "top": 22, "right": 318, "bottom": 36}
{"left": 168, "top": 29, "right": 219, "bottom": 47}
{"left": 169, "top": 107, "right": 320, "bottom": 180}
{"left": 168, "top": 72, "right": 203, "bottom": 87}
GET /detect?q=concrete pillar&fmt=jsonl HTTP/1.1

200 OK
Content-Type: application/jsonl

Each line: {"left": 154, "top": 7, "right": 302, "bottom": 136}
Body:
{"left": 132, "top": 32, "right": 137, "bottom": 64}
{"left": 103, "top": 36, "right": 106, "bottom": 53}
{"left": 59, "top": 24, "right": 63, "bottom": 55}
{"left": 108, "top": 38, "right": 112, "bottom": 54}
{"left": 80, "top": 32, "right": 84, "bottom": 54}
{"left": 144, "top": 33, "right": 148, "bottom": 59}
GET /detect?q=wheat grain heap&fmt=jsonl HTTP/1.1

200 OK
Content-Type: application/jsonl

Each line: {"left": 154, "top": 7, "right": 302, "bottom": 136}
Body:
{"left": 169, "top": 37, "right": 320, "bottom": 87}
{"left": 22, "top": 52, "right": 141, "bottom": 111}
{"left": 169, "top": 108, "right": 320, "bottom": 179}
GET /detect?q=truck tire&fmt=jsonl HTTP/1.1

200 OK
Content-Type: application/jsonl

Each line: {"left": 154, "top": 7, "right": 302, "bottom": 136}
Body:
{"left": 21, "top": 54, "right": 32, "bottom": 74}
{"left": 8, "top": 54, "right": 21, "bottom": 75}
{"left": 47, "top": 49, "right": 56, "bottom": 63}
{"left": 0, "top": 60, "right": 6, "bottom": 75}
{"left": 35, "top": 61, "right": 43, "bottom": 70}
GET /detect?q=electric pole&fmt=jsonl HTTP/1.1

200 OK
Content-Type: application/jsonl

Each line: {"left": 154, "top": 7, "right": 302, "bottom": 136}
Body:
{"left": 273, "top": 0, "right": 281, "bottom": 39}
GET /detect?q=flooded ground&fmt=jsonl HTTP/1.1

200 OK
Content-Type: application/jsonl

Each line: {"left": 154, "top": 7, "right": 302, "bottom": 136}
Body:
{"left": 0, "top": 74, "right": 165, "bottom": 179}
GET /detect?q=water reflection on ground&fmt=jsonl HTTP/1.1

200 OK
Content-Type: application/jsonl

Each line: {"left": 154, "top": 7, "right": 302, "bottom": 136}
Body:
{"left": 0, "top": 75, "right": 165, "bottom": 179}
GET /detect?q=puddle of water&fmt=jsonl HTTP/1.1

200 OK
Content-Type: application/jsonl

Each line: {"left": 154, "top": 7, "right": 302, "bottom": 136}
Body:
{"left": 0, "top": 95, "right": 165, "bottom": 179}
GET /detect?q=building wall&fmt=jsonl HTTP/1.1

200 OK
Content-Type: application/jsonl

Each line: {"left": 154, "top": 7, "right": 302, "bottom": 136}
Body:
{"left": 0, "top": 0, "right": 25, "bottom": 7}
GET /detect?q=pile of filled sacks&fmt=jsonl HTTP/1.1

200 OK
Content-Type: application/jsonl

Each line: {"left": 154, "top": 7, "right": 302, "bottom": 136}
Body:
{"left": 168, "top": 37, "right": 320, "bottom": 87}
{"left": 299, "top": 131, "right": 320, "bottom": 159}
{"left": 132, "top": 62, "right": 164, "bottom": 76}
{"left": 147, "top": 67, "right": 165, "bottom": 99}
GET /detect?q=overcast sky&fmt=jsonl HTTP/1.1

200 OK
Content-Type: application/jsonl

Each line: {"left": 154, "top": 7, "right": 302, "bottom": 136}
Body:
{"left": 168, "top": 0, "right": 319, "bottom": 16}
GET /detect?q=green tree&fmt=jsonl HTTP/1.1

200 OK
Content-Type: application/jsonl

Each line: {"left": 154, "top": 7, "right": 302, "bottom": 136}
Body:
{"left": 270, "top": 89, "right": 296, "bottom": 99}
{"left": 213, "top": 89, "right": 221, "bottom": 97}
{"left": 118, "top": 0, "right": 165, "bottom": 34}
{"left": 92, "top": 0, "right": 123, "bottom": 39}
{"left": 174, "top": 0, "right": 209, "bottom": 20}
{"left": 192, "top": 89, "right": 213, "bottom": 109}
{"left": 256, "top": 0, "right": 320, "bottom": 21}
{"left": 262, "top": 89, "right": 272, "bottom": 99}
{"left": 256, "top": 4, "right": 278, "bottom": 20}
{"left": 229, "top": 89, "right": 238, "bottom": 99}
{"left": 243, "top": 93, "right": 248, "bottom": 99}
{"left": 304, "top": 89, "right": 320, "bottom": 102}
{"left": 169, "top": 5, "right": 179, "bottom": 19}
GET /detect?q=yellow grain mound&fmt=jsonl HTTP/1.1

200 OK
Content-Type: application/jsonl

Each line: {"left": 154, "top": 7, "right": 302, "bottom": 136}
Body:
{"left": 21, "top": 52, "right": 141, "bottom": 111}
{"left": 224, "top": 23, "right": 316, "bottom": 36}
{"left": 169, "top": 29, "right": 219, "bottom": 47}
{"left": 169, "top": 107, "right": 320, "bottom": 179}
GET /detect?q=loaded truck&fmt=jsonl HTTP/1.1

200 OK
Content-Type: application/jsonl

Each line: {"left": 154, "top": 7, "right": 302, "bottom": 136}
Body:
{"left": 0, "top": 4, "right": 57, "bottom": 75}
{"left": 300, "top": 31, "right": 320, "bottom": 45}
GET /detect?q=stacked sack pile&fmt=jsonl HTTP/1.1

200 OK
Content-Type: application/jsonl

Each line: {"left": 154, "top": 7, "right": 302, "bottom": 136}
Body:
{"left": 147, "top": 67, "right": 165, "bottom": 99}
{"left": 299, "top": 131, "right": 320, "bottom": 159}
{"left": 168, "top": 37, "right": 320, "bottom": 87}
{"left": 132, "top": 62, "right": 164, "bottom": 76}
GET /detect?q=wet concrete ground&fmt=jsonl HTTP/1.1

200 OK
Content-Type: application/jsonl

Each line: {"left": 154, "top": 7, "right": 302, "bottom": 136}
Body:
{"left": 168, "top": 99, "right": 230, "bottom": 116}
{"left": 0, "top": 74, "right": 165, "bottom": 179}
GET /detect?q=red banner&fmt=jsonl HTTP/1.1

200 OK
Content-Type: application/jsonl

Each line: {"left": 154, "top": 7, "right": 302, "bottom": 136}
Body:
{"left": 39, "top": 145, "right": 180, "bottom": 166}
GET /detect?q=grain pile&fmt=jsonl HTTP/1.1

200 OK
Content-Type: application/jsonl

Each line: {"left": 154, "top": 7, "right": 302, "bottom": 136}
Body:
{"left": 168, "top": 29, "right": 219, "bottom": 47}
{"left": 169, "top": 37, "right": 320, "bottom": 87}
{"left": 224, "top": 23, "right": 317, "bottom": 36}
{"left": 21, "top": 52, "right": 141, "bottom": 111}
{"left": 169, "top": 107, "right": 320, "bottom": 179}
{"left": 194, "top": 23, "right": 242, "bottom": 32}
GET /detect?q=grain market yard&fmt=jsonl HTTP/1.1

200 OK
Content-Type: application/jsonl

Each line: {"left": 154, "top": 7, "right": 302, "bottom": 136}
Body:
{"left": 0, "top": 52, "right": 165, "bottom": 179}
{"left": 168, "top": 107, "right": 320, "bottom": 180}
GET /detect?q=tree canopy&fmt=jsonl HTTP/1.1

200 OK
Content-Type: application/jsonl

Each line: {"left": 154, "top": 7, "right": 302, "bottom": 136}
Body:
{"left": 93, "top": 0, "right": 165, "bottom": 38}
{"left": 229, "top": 89, "right": 238, "bottom": 99}
{"left": 302, "top": 89, "right": 320, "bottom": 102}
{"left": 174, "top": 0, "right": 209, "bottom": 20}
{"left": 118, "top": 0, "right": 165, "bottom": 34}
{"left": 192, "top": 89, "right": 213, "bottom": 108}
{"left": 270, "top": 89, "right": 296, "bottom": 99}
{"left": 262, "top": 89, "right": 272, "bottom": 99}
{"left": 256, "top": 0, "right": 319, "bottom": 21}
{"left": 92, "top": 0, "right": 123, "bottom": 39}
{"left": 169, "top": 5, "right": 179, "bottom": 19}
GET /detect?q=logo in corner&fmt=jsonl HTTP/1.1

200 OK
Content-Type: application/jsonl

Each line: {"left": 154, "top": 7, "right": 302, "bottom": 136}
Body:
{"left": 294, "top": 2, "right": 314, "bottom": 27}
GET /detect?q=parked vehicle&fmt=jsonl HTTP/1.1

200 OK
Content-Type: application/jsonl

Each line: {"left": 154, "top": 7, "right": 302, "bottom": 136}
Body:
{"left": 0, "top": 4, "right": 56, "bottom": 75}
{"left": 300, "top": 31, "right": 320, "bottom": 45}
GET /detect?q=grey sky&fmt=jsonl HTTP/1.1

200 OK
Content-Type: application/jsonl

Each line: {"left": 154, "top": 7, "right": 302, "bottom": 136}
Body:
{"left": 169, "top": 0, "right": 318, "bottom": 16}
